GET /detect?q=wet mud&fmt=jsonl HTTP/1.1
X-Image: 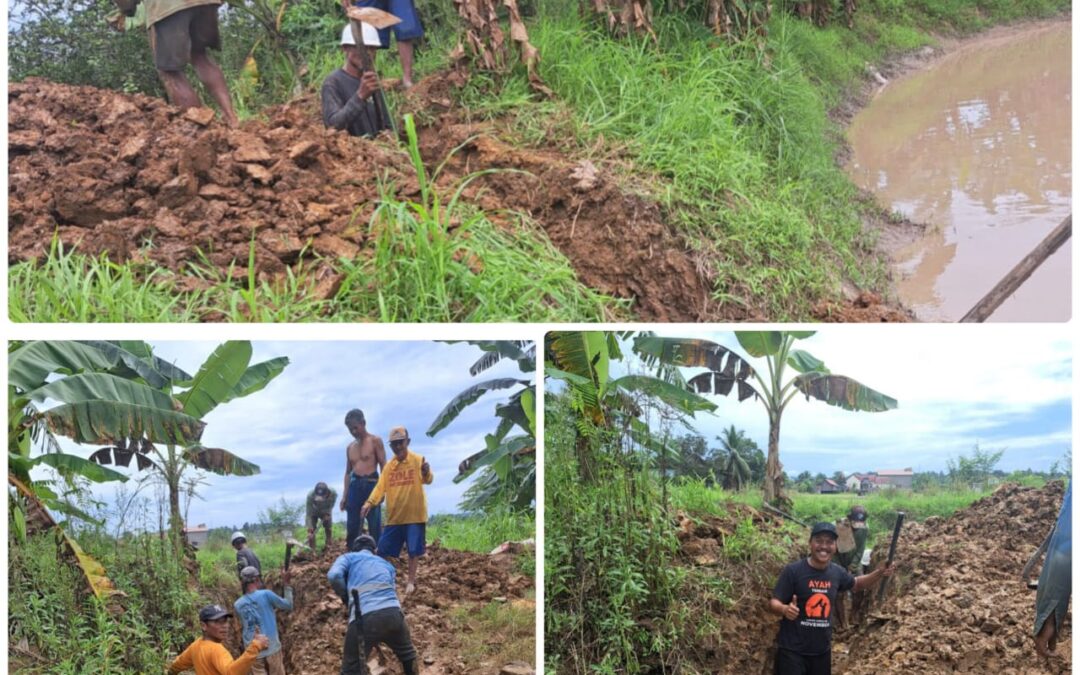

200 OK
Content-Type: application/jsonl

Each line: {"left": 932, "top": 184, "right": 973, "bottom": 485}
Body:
{"left": 847, "top": 22, "right": 1071, "bottom": 322}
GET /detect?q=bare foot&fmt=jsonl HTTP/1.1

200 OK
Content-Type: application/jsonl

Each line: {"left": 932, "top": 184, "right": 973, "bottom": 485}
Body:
{"left": 405, "top": 582, "right": 416, "bottom": 595}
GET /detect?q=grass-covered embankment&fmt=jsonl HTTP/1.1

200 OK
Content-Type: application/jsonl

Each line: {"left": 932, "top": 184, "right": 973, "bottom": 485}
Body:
{"left": 467, "top": 0, "right": 1069, "bottom": 318}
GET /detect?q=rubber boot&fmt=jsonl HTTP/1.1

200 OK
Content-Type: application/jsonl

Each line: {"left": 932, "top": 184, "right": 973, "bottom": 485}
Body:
{"left": 401, "top": 659, "right": 417, "bottom": 675}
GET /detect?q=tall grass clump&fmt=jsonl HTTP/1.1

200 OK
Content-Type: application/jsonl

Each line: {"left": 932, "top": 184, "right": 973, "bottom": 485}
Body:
{"left": 546, "top": 392, "right": 717, "bottom": 674}
{"left": 9, "top": 531, "right": 200, "bottom": 674}
{"left": 429, "top": 509, "right": 535, "bottom": 553}
{"left": 332, "top": 115, "right": 618, "bottom": 322}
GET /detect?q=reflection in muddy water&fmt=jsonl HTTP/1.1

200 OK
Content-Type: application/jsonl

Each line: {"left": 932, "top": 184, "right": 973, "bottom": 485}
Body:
{"left": 847, "top": 23, "right": 1071, "bottom": 321}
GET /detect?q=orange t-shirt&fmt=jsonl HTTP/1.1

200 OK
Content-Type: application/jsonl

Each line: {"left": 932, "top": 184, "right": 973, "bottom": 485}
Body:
{"left": 167, "top": 637, "right": 260, "bottom": 675}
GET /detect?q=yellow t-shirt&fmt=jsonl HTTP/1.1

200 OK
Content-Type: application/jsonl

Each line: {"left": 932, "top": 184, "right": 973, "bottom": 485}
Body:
{"left": 364, "top": 450, "right": 433, "bottom": 525}
{"left": 167, "top": 637, "right": 260, "bottom": 675}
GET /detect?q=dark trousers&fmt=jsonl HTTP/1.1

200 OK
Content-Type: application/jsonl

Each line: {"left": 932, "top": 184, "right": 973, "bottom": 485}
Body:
{"left": 775, "top": 648, "right": 831, "bottom": 675}
{"left": 341, "top": 608, "right": 417, "bottom": 675}
{"left": 346, "top": 474, "right": 382, "bottom": 546}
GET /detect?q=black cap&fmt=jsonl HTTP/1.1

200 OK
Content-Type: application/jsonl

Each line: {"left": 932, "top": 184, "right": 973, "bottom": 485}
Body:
{"left": 351, "top": 533, "right": 377, "bottom": 552}
{"left": 199, "top": 604, "right": 232, "bottom": 622}
{"left": 849, "top": 505, "right": 867, "bottom": 522}
{"left": 810, "top": 522, "right": 838, "bottom": 539}
{"left": 315, "top": 481, "right": 329, "bottom": 494}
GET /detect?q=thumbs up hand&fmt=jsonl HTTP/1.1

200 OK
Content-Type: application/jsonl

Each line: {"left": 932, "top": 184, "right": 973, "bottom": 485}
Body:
{"left": 783, "top": 594, "right": 800, "bottom": 621}
{"left": 252, "top": 627, "right": 270, "bottom": 651}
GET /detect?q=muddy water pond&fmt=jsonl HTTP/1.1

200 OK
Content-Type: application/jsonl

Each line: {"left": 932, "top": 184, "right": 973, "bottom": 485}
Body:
{"left": 847, "top": 22, "right": 1070, "bottom": 321}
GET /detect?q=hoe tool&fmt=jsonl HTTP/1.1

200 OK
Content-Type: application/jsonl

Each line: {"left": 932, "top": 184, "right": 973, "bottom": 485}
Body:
{"left": 284, "top": 536, "right": 312, "bottom": 572}
{"left": 346, "top": 6, "right": 400, "bottom": 135}
{"left": 876, "top": 512, "right": 904, "bottom": 602}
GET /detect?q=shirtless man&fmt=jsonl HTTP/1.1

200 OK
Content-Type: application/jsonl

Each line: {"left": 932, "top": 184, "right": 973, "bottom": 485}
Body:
{"left": 342, "top": 409, "right": 386, "bottom": 547}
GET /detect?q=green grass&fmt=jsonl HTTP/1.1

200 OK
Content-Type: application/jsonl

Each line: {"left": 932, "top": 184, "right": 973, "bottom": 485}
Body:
{"left": 449, "top": 598, "right": 536, "bottom": 671}
{"left": 670, "top": 476, "right": 997, "bottom": 532}
{"left": 428, "top": 509, "right": 535, "bottom": 553}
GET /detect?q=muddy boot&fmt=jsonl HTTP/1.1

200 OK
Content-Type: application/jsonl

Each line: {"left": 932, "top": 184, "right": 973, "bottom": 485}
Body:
{"left": 401, "top": 659, "right": 417, "bottom": 675}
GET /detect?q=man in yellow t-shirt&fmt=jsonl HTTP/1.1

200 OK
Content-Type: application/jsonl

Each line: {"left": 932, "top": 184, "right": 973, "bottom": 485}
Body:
{"left": 168, "top": 604, "right": 269, "bottom": 675}
{"left": 360, "top": 426, "right": 433, "bottom": 595}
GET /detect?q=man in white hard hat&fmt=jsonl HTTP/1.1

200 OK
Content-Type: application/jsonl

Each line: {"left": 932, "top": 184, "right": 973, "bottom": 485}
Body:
{"left": 321, "top": 24, "right": 392, "bottom": 138}
{"left": 232, "top": 531, "right": 261, "bottom": 583}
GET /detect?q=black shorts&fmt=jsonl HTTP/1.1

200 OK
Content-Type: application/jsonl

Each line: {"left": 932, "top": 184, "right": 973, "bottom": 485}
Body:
{"left": 150, "top": 4, "right": 221, "bottom": 71}
{"left": 775, "top": 648, "right": 830, "bottom": 675}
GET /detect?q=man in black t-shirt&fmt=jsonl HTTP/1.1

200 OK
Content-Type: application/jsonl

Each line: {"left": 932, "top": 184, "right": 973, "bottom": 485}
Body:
{"left": 769, "top": 521, "right": 895, "bottom": 675}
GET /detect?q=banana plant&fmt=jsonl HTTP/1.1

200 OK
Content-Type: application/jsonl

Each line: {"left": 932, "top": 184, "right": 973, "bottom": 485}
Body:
{"left": 546, "top": 331, "right": 718, "bottom": 483}
{"left": 427, "top": 341, "right": 536, "bottom": 512}
{"left": 634, "top": 331, "right": 897, "bottom": 505}
{"left": 86, "top": 341, "right": 287, "bottom": 543}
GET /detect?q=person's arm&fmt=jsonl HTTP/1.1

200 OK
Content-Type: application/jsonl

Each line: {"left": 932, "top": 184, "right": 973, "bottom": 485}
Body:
{"left": 341, "top": 449, "right": 351, "bottom": 511}
{"left": 853, "top": 562, "right": 893, "bottom": 592}
{"left": 769, "top": 566, "right": 798, "bottom": 620}
{"left": 271, "top": 586, "right": 295, "bottom": 612}
{"left": 306, "top": 491, "right": 316, "bottom": 523}
{"left": 236, "top": 551, "right": 246, "bottom": 578}
{"left": 211, "top": 635, "right": 266, "bottom": 675}
{"left": 364, "top": 469, "right": 389, "bottom": 510}
{"left": 321, "top": 75, "right": 378, "bottom": 132}
{"left": 166, "top": 641, "right": 197, "bottom": 674}
{"left": 420, "top": 455, "right": 433, "bottom": 485}
{"left": 375, "top": 437, "right": 386, "bottom": 471}
{"left": 327, "top": 556, "right": 349, "bottom": 604}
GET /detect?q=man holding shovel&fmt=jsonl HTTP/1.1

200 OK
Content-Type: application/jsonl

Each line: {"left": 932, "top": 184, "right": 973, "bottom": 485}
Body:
{"left": 306, "top": 481, "right": 337, "bottom": 551}
{"left": 769, "top": 522, "right": 896, "bottom": 674}
{"left": 328, "top": 533, "right": 420, "bottom": 675}
{"left": 321, "top": 20, "right": 395, "bottom": 138}
{"left": 234, "top": 566, "right": 294, "bottom": 675}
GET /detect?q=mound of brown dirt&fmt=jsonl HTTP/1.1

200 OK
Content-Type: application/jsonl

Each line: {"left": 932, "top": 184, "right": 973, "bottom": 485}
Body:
{"left": 835, "top": 482, "right": 1070, "bottom": 675}
{"left": 267, "top": 539, "right": 533, "bottom": 674}
{"left": 8, "top": 77, "right": 726, "bottom": 321}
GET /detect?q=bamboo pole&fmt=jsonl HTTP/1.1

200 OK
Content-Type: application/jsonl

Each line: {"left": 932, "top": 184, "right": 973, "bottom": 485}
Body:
{"left": 959, "top": 215, "right": 1071, "bottom": 323}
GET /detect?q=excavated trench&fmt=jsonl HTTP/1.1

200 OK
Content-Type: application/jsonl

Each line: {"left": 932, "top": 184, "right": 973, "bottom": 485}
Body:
{"left": 218, "top": 540, "right": 534, "bottom": 674}
{"left": 668, "top": 482, "right": 1069, "bottom": 674}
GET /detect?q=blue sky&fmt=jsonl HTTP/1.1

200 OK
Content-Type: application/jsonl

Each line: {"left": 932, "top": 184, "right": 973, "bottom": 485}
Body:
{"left": 617, "top": 326, "right": 1072, "bottom": 476}
{"left": 36, "top": 340, "right": 532, "bottom": 530}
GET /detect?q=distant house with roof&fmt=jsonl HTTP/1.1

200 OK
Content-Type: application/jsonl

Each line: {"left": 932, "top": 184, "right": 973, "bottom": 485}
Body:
{"left": 183, "top": 523, "right": 210, "bottom": 549}
{"left": 875, "top": 468, "right": 914, "bottom": 490}
{"left": 816, "top": 479, "right": 843, "bottom": 494}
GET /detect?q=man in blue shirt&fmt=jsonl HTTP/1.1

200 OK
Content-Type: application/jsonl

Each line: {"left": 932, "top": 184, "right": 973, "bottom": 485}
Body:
{"left": 234, "top": 566, "right": 294, "bottom": 675}
{"left": 328, "top": 533, "right": 418, "bottom": 675}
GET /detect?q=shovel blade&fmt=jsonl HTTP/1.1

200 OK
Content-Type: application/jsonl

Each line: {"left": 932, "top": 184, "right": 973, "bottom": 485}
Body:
{"left": 347, "top": 6, "right": 402, "bottom": 29}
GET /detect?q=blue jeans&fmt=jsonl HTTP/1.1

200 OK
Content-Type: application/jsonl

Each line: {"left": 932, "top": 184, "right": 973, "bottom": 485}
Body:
{"left": 347, "top": 473, "right": 381, "bottom": 546}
